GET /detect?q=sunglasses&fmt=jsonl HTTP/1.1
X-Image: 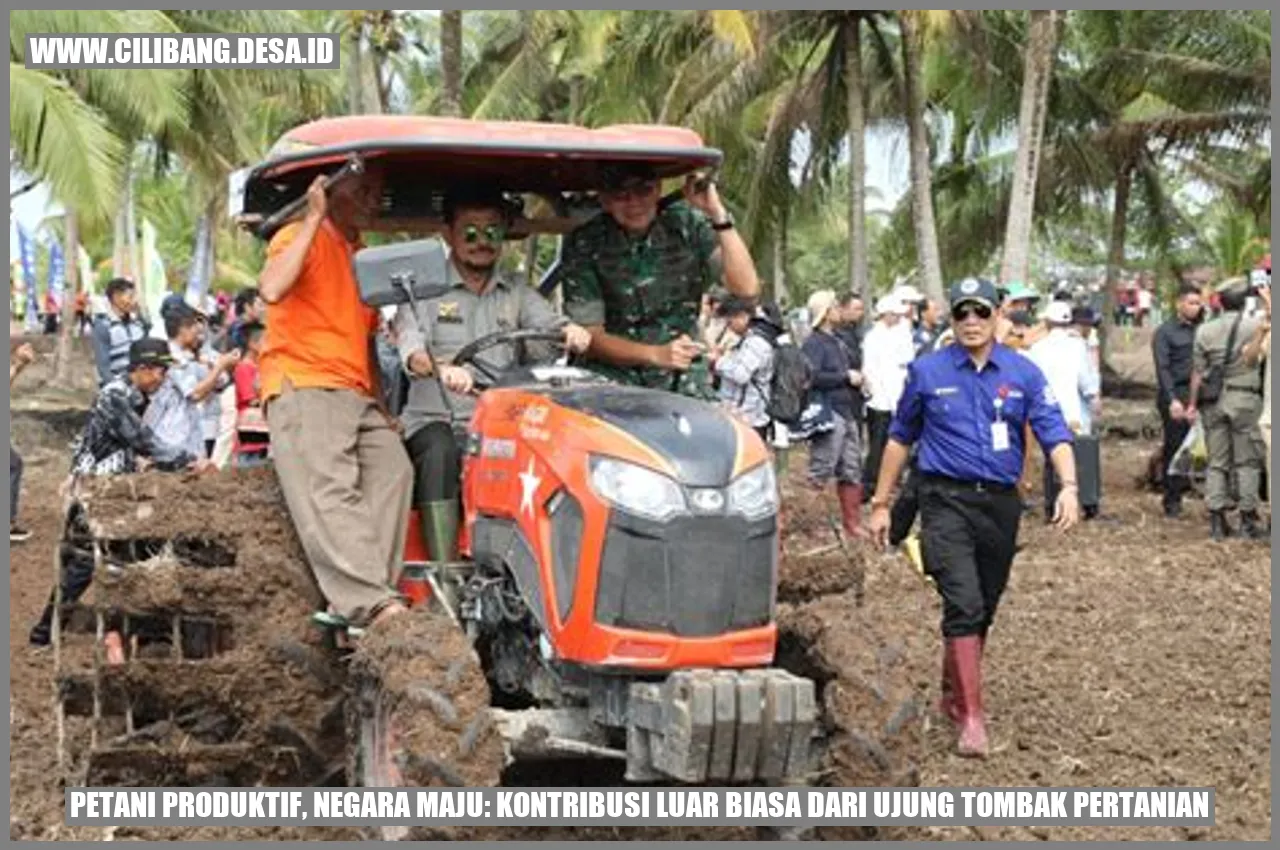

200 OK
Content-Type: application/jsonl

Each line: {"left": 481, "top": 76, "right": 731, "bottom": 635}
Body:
{"left": 952, "top": 302, "right": 994, "bottom": 322}
{"left": 462, "top": 223, "right": 507, "bottom": 245}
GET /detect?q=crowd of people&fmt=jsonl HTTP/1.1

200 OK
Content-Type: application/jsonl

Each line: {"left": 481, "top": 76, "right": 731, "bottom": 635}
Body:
{"left": 6, "top": 158, "right": 1270, "bottom": 759}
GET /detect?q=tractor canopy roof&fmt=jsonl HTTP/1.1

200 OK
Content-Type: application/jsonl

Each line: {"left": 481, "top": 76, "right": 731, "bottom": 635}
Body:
{"left": 240, "top": 115, "right": 722, "bottom": 237}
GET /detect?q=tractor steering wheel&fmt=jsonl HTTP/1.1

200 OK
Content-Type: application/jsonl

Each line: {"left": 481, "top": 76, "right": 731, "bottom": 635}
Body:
{"left": 450, "top": 328, "right": 568, "bottom": 386}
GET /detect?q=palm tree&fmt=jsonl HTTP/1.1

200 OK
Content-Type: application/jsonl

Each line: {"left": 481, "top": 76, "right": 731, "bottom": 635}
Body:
{"left": 440, "top": 10, "right": 464, "bottom": 116}
{"left": 897, "top": 10, "right": 947, "bottom": 302}
{"left": 999, "top": 10, "right": 1061, "bottom": 286}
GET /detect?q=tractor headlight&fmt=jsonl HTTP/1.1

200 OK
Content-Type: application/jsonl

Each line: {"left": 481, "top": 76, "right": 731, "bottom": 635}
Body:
{"left": 727, "top": 462, "right": 778, "bottom": 521}
{"left": 589, "top": 456, "right": 687, "bottom": 522}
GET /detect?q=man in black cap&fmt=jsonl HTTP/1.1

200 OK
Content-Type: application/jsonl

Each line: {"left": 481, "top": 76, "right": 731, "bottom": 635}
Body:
{"left": 29, "top": 339, "right": 212, "bottom": 648}
{"left": 559, "top": 163, "right": 761, "bottom": 399}
{"left": 868, "top": 277, "right": 1079, "bottom": 758}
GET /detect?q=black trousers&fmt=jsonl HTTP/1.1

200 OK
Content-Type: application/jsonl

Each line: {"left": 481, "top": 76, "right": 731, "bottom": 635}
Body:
{"left": 918, "top": 475, "right": 1022, "bottom": 638}
{"left": 1159, "top": 402, "right": 1192, "bottom": 511}
{"left": 30, "top": 503, "right": 97, "bottom": 645}
{"left": 405, "top": 422, "right": 462, "bottom": 504}
{"left": 863, "top": 409, "right": 893, "bottom": 490}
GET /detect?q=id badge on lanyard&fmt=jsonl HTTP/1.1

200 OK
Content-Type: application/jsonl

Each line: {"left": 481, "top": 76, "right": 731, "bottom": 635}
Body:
{"left": 991, "top": 397, "right": 1011, "bottom": 452}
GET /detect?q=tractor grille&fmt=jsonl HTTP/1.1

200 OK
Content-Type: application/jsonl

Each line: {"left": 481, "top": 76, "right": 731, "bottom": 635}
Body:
{"left": 594, "top": 513, "right": 777, "bottom": 638}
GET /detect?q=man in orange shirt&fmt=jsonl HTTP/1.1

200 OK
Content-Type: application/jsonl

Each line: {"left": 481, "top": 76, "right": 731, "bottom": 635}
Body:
{"left": 257, "top": 169, "right": 413, "bottom": 632}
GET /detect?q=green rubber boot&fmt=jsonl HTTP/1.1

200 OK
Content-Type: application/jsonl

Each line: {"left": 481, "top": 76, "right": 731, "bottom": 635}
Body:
{"left": 419, "top": 499, "right": 460, "bottom": 562}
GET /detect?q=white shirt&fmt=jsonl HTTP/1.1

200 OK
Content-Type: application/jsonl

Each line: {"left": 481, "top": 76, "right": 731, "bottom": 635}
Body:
{"left": 1027, "top": 328, "right": 1099, "bottom": 434}
{"left": 862, "top": 320, "right": 915, "bottom": 413}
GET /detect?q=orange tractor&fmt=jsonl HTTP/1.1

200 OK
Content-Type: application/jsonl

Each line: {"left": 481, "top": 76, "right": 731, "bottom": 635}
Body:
{"left": 55, "top": 118, "right": 917, "bottom": 811}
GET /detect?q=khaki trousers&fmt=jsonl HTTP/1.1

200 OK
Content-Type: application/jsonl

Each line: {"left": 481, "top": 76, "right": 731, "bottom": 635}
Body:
{"left": 267, "top": 383, "right": 413, "bottom": 627}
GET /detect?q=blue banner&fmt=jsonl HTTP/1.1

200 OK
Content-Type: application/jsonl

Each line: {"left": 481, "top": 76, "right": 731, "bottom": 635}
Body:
{"left": 17, "top": 223, "right": 39, "bottom": 331}
{"left": 47, "top": 241, "right": 65, "bottom": 309}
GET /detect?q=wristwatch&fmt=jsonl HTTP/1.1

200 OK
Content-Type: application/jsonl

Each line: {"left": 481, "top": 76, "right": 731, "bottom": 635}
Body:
{"left": 711, "top": 215, "right": 735, "bottom": 232}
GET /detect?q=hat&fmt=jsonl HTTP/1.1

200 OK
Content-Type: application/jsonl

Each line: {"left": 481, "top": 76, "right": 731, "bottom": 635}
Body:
{"left": 1216, "top": 276, "right": 1251, "bottom": 296}
{"left": 807, "top": 289, "right": 838, "bottom": 328}
{"left": 599, "top": 162, "right": 659, "bottom": 191}
{"left": 715, "top": 294, "right": 756, "bottom": 318}
{"left": 128, "top": 338, "right": 174, "bottom": 370}
{"left": 948, "top": 278, "right": 999, "bottom": 310}
{"left": 892, "top": 284, "right": 926, "bottom": 304}
{"left": 875, "top": 294, "right": 905, "bottom": 317}
{"left": 1002, "top": 281, "right": 1041, "bottom": 303}
{"left": 1071, "top": 305, "right": 1100, "bottom": 327}
{"left": 1041, "top": 301, "right": 1073, "bottom": 325}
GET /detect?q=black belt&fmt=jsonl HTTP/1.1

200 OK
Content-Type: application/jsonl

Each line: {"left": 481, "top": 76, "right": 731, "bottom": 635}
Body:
{"left": 920, "top": 473, "right": 1017, "bottom": 494}
{"left": 1226, "top": 384, "right": 1264, "bottom": 395}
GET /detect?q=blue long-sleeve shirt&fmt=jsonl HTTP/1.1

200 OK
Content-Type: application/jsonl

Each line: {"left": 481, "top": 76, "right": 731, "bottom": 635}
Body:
{"left": 889, "top": 342, "right": 1074, "bottom": 486}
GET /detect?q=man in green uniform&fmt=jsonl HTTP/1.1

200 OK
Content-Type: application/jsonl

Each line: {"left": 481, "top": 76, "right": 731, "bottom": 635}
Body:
{"left": 559, "top": 165, "right": 761, "bottom": 399}
{"left": 1187, "top": 276, "right": 1270, "bottom": 541}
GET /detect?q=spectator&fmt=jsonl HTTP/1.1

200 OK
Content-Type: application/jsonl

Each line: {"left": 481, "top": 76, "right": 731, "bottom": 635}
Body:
{"left": 91, "top": 278, "right": 150, "bottom": 387}
{"left": 698, "top": 286, "right": 738, "bottom": 352}
{"left": 914, "top": 298, "right": 944, "bottom": 355}
{"left": 801, "top": 290, "right": 867, "bottom": 539}
{"left": 1258, "top": 282, "right": 1271, "bottom": 502}
{"left": 145, "top": 305, "right": 240, "bottom": 462}
{"left": 835, "top": 292, "right": 868, "bottom": 438}
{"left": 1029, "top": 301, "right": 1103, "bottom": 520}
{"left": 862, "top": 294, "right": 914, "bottom": 494}
{"left": 375, "top": 308, "right": 408, "bottom": 419}
{"left": 10, "top": 342, "right": 37, "bottom": 542}
{"left": 29, "top": 340, "right": 210, "bottom": 649}
{"left": 222, "top": 287, "right": 267, "bottom": 353}
{"left": 1188, "top": 277, "right": 1268, "bottom": 541}
{"left": 1152, "top": 284, "right": 1203, "bottom": 518}
{"left": 233, "top": 321, "right": 270, "bottom": 468}
{"left": 1073, "top": 305, "right": 1102, "bottom": 379}
{"left": 710, "top": 295, "right": 779, "bottom": 443}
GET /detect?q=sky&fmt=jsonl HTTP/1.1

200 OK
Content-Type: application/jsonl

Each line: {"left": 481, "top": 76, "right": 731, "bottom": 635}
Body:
{"left": 9, "top": 169, "right": 63, "bottom": 262}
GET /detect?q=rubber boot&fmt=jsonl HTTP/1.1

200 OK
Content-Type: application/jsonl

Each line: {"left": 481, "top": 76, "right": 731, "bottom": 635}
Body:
{"left": 1239, "top": 510, "right": 1268, "bottom": 541}
{"left": 836, "top": 482, "right": 869, "bottom": 540}
{"left": 949, "top": 635, "right": 989, "bottom": 757}
{"left": 1209, "top": 510, "right": 1233, "bottom": 542}
{"left": 418, "top": 499, "right": 460, "bottom": 562}
{"left": 938, "top": 642, "right": 960, "bottom": 724}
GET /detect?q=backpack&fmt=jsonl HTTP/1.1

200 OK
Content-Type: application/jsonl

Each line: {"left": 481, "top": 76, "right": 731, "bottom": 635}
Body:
{"left": 760, "top": 336, "right": 812, "bottom": 425}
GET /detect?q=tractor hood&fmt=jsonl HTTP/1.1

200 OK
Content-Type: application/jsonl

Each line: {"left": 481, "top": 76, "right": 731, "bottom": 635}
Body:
{"left": 547, "top": 386, "right": 738, "bottom": 488}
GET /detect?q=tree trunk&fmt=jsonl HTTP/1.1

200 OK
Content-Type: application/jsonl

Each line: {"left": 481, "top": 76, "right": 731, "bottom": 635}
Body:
{"left": 346, "top": 24, "right": 365, "bottom": 114}
{"left": 772, "top": 215, "right": 789, "bottom": 307}
{"left": 440, "top": 10, "right": 464, "bottom": 117}
{"left": 845, "top": 18, "right": 868, "bottom": 297}
{"left": 999, "top": 10, "right": 1058, "bottom": 286}
{"left": 1100, "top": 164, "right": 1133, "bottom": 370}
{"left": 900, "top": 12, "right": 945, "bottom": 304}
{"left": 53, "top": 211, "right": 79, "bottom": 384}
{"left": 524, "top": 234, "right": 540, "bottom": 283}
{"left": 125, "top": 169, "right": 140, "bottom": 290}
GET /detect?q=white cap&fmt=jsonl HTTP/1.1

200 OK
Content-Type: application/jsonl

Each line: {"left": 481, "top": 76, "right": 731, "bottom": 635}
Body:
{"left": 807, "top": 290, "right": 838, "bottom": 328}
{"left": 1042, "top": 301, "right": 1073, "bottom": 325}
{"left": 893, "top": 284, "right": 925, "bottom": 304}
{"left": 380, "top": 305, "right": 397, "bottom": 324}
{"left": 875, "top": 294, "right": 904, "bottom": 317}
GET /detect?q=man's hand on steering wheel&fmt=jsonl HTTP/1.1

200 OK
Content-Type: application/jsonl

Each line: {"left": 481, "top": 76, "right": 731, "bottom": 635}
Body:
{"left": 562, "top": 323, "right": 592, "bottom": 354}
{"left": 439, "top": 364, "right": 474, "bottom": 394}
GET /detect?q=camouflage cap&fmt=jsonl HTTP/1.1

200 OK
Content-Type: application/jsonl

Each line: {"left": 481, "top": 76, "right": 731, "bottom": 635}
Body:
{"left": 1215, "top": 276, "right": 1251, "bottom": 296}
{"left": 128, "top": 338, "right": 174, "bottom": 370}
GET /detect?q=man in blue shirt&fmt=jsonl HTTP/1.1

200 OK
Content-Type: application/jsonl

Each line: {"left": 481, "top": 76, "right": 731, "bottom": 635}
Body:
{"left": 868, "top": 278, "right": 1080, "bottom": 758}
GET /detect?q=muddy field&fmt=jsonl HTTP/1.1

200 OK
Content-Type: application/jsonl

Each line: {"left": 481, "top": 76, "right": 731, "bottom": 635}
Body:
{"left": 7, "top": 336, "right": 1271, "bottom": 841}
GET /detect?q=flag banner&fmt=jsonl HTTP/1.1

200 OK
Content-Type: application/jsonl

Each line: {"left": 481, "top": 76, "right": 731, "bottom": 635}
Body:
{"left": 17, "top": 223, "right": 40, "bottom": 331}
{"left": 66, "top": 787, "right": 1213, "bottom": 828}
{"left": 78, "top": 245, "right": 96, "bottom": 297}
{"left": 47, "top": 241, "right": 65, "bottom": 307}
{"left": 140, "top": 219, "right": 168, "bottom": 317}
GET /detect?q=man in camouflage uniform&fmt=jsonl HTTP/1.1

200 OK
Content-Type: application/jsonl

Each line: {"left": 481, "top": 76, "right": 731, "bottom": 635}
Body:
{"left": 1187, "top": 277, "right": 1270, "bottom": 541}
{"left": 559, "top": 164, "right": 761, "bottom": 399}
